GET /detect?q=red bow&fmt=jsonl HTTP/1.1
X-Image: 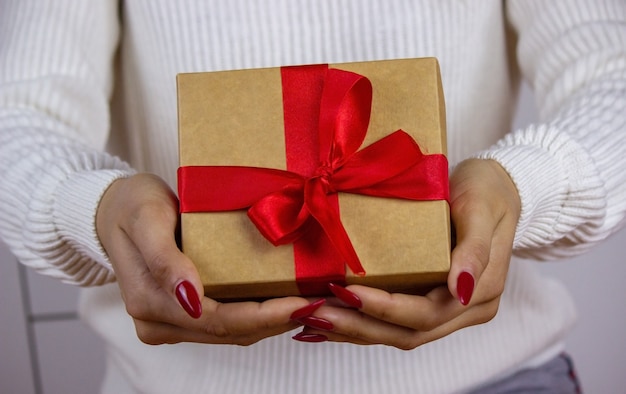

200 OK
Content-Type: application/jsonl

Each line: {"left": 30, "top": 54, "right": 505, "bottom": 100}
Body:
{"left": 178, "top": 65, "right": 448, "bottom": 289}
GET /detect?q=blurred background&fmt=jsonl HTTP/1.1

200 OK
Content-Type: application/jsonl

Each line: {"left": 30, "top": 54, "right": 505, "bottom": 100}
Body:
{"left": 1, "top": 82, "right": 626, "bottom": 393}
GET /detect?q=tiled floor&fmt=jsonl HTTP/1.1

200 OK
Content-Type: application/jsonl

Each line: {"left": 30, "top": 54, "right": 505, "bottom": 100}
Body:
{"left": 0, "top": 242, "right": 105, "bottom": 394}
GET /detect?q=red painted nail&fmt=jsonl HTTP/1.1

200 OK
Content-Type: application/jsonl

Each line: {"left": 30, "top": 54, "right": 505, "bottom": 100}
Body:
{"left": 292, "top": 332, "right": 328, "bottom": 343}
{"left": 457, "top": 271, "right": 475, "bottom": 306}
{"left": 290, "top": 299, "right": 326, "bottom": 320}
{"left": 297, "top": 316, "right": 334, "bottom": 331}
{"left": 328, "top": 283, "right": 362, "bottom": 308}
{"left": 175, "top": 280, "right": 202, "bottom": 319}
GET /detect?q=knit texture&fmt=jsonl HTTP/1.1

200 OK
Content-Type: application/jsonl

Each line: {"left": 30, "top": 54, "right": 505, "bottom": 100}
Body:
{"left": 1, "top": 0, "right": 625, "bottom": 392}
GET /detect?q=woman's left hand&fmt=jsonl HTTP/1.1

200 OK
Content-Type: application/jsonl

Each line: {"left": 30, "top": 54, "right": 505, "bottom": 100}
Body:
{"left": 295, "top": 159, "right": 521, "bottom": 349}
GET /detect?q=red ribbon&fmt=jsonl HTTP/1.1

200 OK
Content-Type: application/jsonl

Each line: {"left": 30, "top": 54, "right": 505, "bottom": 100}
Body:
{"left": 178, "top": 64, "right": 449, "bottom": 295}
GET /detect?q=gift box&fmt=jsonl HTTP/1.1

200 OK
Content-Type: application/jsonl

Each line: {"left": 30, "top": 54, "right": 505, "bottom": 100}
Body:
{"left": 177, "top": 58, "right": 450, "bottom": 300}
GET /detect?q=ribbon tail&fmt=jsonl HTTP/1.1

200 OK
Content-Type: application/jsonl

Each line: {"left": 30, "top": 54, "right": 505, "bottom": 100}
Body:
{"left": 305, "top": 179, "right": 366, "bottom": 276}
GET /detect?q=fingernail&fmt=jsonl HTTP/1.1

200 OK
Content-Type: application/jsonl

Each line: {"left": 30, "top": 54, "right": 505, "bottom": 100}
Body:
{"left": 292, "top": 332, "right": 328, "bottom": 343}
{"left": 289, "top": 299, "right": 326, "bottom": 320}
{"left": 328, "top": 283, "right": 362, "bottom": 308}
{"left": 175, "top": 280, "right": 202, "bottom": 319}
{"left": 457, "top": 271, "right": 475, "bottom": 306}
{"left": 297, "top": 316, "right": 334, "bottom": 331}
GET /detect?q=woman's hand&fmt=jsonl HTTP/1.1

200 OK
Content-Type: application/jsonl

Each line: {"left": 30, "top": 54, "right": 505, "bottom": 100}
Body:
{"left": 294, "top": 159, "right": 521, "bottom": 349}
{"left": 96, "top": 173, "right": 312, "bottom": 346}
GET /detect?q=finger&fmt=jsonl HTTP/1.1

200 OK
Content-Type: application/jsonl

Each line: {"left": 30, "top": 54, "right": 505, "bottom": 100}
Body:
{"left": 294, "top": 326, "right": 374, "bottom": 346}
{"left": 471, "top": 214, "right": 516, "bottom": 302}
{"left": 128, "top": 224, "right": 203, "bottom": 319}
{"left": 312, "top": 287, "right": 499, "bottom": 350}
{"left": 134, "top": 315, "right": 297, "bottom": 346}
{"left": 306, "top": 300, "right": 429, "bottom": 349}
{"left": 132, "top": 316, "right": 300, "bottom": 347}
{"left": 103, "top": 209, "right": 203, "bottom": 320}
{"left": 135, "top": 296, "right": 311, "bottom": 344}
{"left": 448, "top": 198, "right": 496, "bottom": 305}
{"left": 104, "top": 227, "right": 192, "bottom": 323}
{"left": 316, "top": 296, "right": 500, "bottom": 349}
{"left": 194, "top": 296, "right": 311, "bottom": 338}
{"left": 317, "top": 285, "right": 463, "bottom": 336}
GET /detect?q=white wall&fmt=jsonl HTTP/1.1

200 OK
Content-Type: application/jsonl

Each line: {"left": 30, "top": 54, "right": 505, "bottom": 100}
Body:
{"left": 1, "top": 83, "right": 625, "bottom": 393}
{"left": 512, "top": 82, "right": 626, "bottom": 393}
{"left": 538, "top": 228, "right": 626, "bottom": 393}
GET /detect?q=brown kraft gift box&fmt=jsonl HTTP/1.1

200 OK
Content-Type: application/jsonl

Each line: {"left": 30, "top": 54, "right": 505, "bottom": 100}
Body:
{"left": 177, "top": 57, "right": 450, "bottom": 300}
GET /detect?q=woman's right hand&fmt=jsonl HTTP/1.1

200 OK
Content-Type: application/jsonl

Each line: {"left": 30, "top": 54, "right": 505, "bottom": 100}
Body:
{"left": 95, "top": 173, "right": 311, "bottom": 345}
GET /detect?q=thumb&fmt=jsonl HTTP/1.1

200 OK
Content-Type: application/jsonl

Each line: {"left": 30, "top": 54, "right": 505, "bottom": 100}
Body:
{"left": 118, "top": 175, "right": 204, "bottom": 319}
{"left": 447, "top": 161, "right": 499, "bottom": 306}
{"left": 144, "top": 231, "right": 203, "bottom": 319}
{"left": 446, "top": 159, "right": 519, "bottom": 306}
{"left": 448, "top": 203, "right": 494, "bottom": 306}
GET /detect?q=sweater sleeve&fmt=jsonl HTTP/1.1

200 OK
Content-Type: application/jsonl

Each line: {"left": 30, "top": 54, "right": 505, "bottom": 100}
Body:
{"left": 475, "top": 0, "right": 626, "bottom": 259}
{"left": 0, "top": 1, "right": 135, "bottom": 285}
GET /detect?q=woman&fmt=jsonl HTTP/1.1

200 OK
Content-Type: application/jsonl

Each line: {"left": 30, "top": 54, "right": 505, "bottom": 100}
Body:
{"left": 1, "top": 1, "right": 624, "bottom": 392}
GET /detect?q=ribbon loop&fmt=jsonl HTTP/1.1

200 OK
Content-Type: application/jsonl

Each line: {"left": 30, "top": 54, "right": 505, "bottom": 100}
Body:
{"left": 318, "top": 69, "right": 372, "bottom": 165}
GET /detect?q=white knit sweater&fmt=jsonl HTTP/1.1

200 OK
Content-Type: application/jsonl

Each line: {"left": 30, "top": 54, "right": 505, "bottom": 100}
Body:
{"left": 1, "top": 1, "right": 625, "bottom": 393}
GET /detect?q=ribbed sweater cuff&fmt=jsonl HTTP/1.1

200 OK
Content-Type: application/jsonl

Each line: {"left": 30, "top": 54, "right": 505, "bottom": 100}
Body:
{"left": 474, "top": 125, "right": 605, "bottom": 256}
{"left": 476, "top": 144, "right": 566, "bottom": 249}
{"left": 53, "top": 169, "right": 135, "bottom": 282}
